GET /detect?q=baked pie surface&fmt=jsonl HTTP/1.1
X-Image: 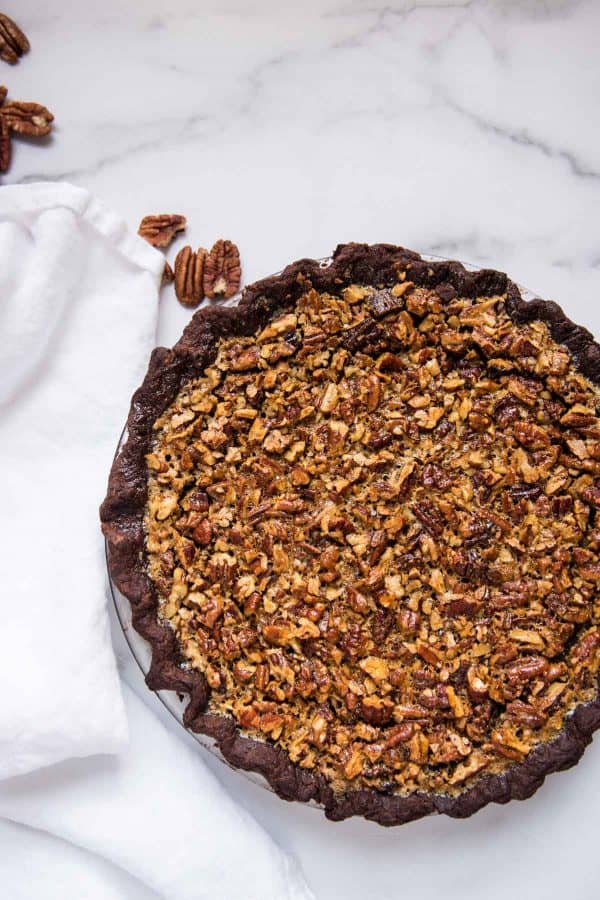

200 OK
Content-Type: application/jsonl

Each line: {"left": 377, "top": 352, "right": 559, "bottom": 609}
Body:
{"left": 102, "top": 244, "right": 600, "bottom": 824}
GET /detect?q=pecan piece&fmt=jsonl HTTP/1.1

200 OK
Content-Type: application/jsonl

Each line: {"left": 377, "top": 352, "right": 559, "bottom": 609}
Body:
{"left": 449, "top": 750, "right": 489, "bottom": 786}
{"left": 513, "top": 421, "right": 550, "bottom": 450}
{"left": 233, "top": 660, "right": 255, "bottom": 683}
{"left": 411, "top": 499, "right": 444, "bottom": 537}
{"left": 491, "top": 728, "right": 528, "bottom": 762}
{"left": 174, "top": 245, "right": 206, "bottom": 308}
{"left": 581, "top": 485, "right": 600, "bottom": 508}
{"left": 340, "top": 318, "right": 386, "bottom": 353}
{"left": 192, "top": 519, "right": 213, "bottom": 546}
{"left": 493, "top": 394, "right": 521, "bottom": 426}
{"left": 0, "top": 13, "right": 29, "bottom": 64}
{"left": 468, "top": 411, "right": 492, "bottom": 432}
{"left": 506, "top": 700, "right": 547, "bottom": 729}
{"left": 1, "top": 100, "right": 53, "bottom": 136}
{"left": 365, "top": 374, "right": 382, "bottom": 412}
{"left": 368, "top": 287, "right": 409, "bottom": 319}
{"left": 398, "top": 608, "right": 420, "bottom": 633}
{"left": 371, "top": 608, "right": 395, "bottom": 643}
{"left": 161, "top": 261, "right": 174, "bottom": 286}
{"left": 187, "top": 489, "right": 210, "bottom": 512}
{"left": 446, "top": 598, "right": 479, "bottom": 618}
{"left": 254, "top": 663, "right": 269, "bottom": 692}
{"left": 571, "top": 629, "right": 600, "bottom": 663}
{"left": 204, "top": 239, "right": 241, "bottom": 299}
{"left": 509, "top": 482, "right": 541, "bottom": 501}
{"left": 505, "top": 655, "right": 548, "bottom": 685}
{"left": 263, "top": 623, "right": 294, "bottom": 646}
{"left": 368, "top": 529, "right": 388, "bottom": 565}
{"left": 0, "top": 114, "right": 9, "bottom": 173}
{"left": 320, "top": 382, "right": 339, "bottom": 413}
{"left": 421, "top": 463, "right": 453, "bottom": 490}
{"left": 383, "top": 723, "right": 414, "bottom": 748}
{"left": 359, "top": 695, "right": 394, "bottom": 726}
{"left": 466, "top": 665, "right": 489, "bottom": 701}
{"left": 138, "top": 214, "right": 186, "bottom": 248}
{"left": 560, "top": 406, "right": 597, "bottom": 429}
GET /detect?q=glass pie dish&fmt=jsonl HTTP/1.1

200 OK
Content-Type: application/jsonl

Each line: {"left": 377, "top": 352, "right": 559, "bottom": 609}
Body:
{"left": 106, "top": 253, "right": 540, "bottom": 799}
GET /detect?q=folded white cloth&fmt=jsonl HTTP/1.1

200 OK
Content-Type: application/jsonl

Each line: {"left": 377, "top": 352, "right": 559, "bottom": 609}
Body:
{"left": 0, "top": 684, "right": 311, "bottom": 900}
{"left": 0, "top": 182, "right": 159, "bottom": 777}
{"left": 0, "top": 817, "right": 158, "bottom": 900}
{"left": 0, "top": 183, "right": 312, "bottom": 900}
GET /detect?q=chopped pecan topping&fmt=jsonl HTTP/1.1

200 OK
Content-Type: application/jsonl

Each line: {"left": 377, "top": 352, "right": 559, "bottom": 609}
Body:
{"left": 145, "top": 278, "right": 600, "bottom": 796}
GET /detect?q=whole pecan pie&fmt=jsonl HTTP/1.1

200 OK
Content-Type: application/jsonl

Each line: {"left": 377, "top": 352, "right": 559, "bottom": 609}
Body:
{"left": 101, "top": 244, "right": 600, "bottom": 825}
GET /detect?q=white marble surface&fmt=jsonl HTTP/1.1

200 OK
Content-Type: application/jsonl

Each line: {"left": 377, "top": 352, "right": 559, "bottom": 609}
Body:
{"left": 3, "top": 0, "right": 600, "bottom": 897}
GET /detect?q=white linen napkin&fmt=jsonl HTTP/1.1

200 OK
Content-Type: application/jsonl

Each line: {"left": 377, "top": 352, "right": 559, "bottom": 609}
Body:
{"left": 0, "top": 684, "right": 311, "bottom": 900}
{"left": 0, "top": 182, "right": 157, "bottom": 777}
{"left": 0, "top": 183, "right": 312, "bottom": 900}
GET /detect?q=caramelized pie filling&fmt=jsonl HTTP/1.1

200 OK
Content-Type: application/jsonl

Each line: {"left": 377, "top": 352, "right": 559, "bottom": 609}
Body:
{"left": 145, "top": 280, "right": 600, "bottom": 794}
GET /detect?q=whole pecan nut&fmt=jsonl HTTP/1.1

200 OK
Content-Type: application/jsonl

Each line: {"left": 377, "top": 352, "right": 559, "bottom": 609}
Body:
{"left": 1, "top": 100, "right": 53, "bottom": 136}
{"left": 0, "top": 13, "right": 29, "bottom": 64}
{"left": 0, "top": 115, "right": 10, "bottom": 172}
{"left": 0, "top": 84, "right": 7, "bottom": 105}
{"left": 203, "top": 239, "right": 241, "bottom": 299}
{"left": 174, "top": 245, "right": 206, "bottom": 308}
{"left": 138, "top": 214, "right": 186, "bottom": 249}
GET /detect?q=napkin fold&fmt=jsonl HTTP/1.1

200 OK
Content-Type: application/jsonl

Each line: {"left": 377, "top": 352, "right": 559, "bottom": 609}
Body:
{"left": 0, "top": 183, "right": 312, "bottom": 900}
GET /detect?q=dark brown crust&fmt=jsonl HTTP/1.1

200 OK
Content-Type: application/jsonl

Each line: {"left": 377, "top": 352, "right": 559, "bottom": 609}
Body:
{"left": 101, "top": 243, "right": 600, "bottom": 825}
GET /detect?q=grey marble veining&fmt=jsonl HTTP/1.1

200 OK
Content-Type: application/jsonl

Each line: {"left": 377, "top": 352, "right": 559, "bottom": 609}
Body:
{"left": 2, "top": 2, "right": 599, "bottom": 899}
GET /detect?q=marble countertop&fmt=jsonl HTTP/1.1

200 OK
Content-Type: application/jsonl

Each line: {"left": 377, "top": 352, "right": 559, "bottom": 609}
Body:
{"left": 3, "top": 1, "right": 600, "bottom": 898}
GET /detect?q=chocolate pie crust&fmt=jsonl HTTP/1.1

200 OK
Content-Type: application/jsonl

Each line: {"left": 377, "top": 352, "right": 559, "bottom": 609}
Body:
{"left": 101, "top": 243, "right": 600, "bottom": 825}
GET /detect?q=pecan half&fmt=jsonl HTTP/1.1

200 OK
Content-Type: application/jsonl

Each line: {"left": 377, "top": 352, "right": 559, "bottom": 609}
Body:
{"left": 0, "top": 13, "right": 29, "bottom": 64}
{"left": 203, "top": 239, "right": 241, "bottom": 299}
{"left": 1, "top": 100, "right": 53, "bottom": 136}
{"left": 138, "top": 214, "right": 186, "bottom": 249}
{"left": 174, "top": 246, "right": 206, "bottom": 308}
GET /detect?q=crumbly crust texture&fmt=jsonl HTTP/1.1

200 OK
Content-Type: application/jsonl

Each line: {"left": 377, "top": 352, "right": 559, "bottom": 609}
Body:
{"left": 101, "top": 244, "right": 600, "bottom": 825}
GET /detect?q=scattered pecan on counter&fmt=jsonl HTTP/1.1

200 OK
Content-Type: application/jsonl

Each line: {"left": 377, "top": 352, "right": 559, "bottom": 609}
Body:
{"left": 0, "top": 12, "right": 29, "bottom": 64}
{"left": 0, "top": 87, "right": 54, "bottom": 173}
{"left": 174, "top": 245, "right": 207, "bottom": 308}
{"left": 138, "top": 214, "right": 187, "bottom": 249}
{"left": 204, "top": 239, "right": 241, "bottom": 300}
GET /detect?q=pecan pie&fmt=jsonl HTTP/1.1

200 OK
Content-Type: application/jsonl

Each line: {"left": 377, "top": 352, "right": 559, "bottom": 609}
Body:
{"left": 101, "top": 244, "right": 600, "bottom": 825}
